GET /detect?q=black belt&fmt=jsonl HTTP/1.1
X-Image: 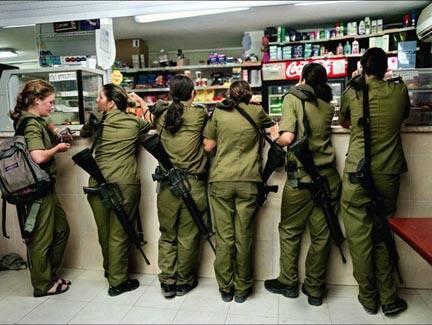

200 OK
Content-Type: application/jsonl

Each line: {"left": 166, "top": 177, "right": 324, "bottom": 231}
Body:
{"left": 185, "top": 173, "right": 207, "bottom": 182}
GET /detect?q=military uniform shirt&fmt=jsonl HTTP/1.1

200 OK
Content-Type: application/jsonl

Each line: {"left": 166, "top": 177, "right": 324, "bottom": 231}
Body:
{"left": 155, "top": 104, "right": 208, "bottom": 175}
{"left": 204, "top": 102, "right": 273, "bottom": 182}
{"left": 83, "top": 109, "right": 151, "bottom": 185}
{"left": 339, "top": 78, "right": 410, "bottom": 174}
{"left": 279, "top": 87, "right": 335, "bottom": 180}
{"left": 18, "top": 111, "right": 57, "bottom": 176}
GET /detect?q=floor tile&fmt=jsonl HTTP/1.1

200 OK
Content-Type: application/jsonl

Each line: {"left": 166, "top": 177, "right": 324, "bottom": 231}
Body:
{"left": 0, "top": 296, "right": 43, "bottom": 323}
{"left": 18, "top": 299, "right": 87, "bottom": 324}
{"left": 328, "top": 297, "right": 386, "bottom": 324}
{"left": 228, "top": 293, "right": 278, "bottom": 317}
{"left": 120, "top": 306, "right": 177, "bottom": 324}
{"left": 417, "top": 289, "right": 432, "bottom": 310}
{"left": 172, "top": 310, "right": 227, "bottom": 324}
{"left": 130, "top": 273, "right": 157, "bottom": 286}
{"left": 181, "top": 287, "right": 230, "bottom": 314}
{"left": 326, "top": 284, "right": 359, "bottom": 298}
{"left": 135, "top": 285, "right": 185, "bottom": 310}
{"left": 92, "top": 285, "right": 147, "bottom": 305}
{"left": 68, "top": 301, "right": 131, "bottom": 324}
{"left": 74, "top": 270, "right": 105, "bottom": 281}
{"left": 226, "top": 313, "right": 278, "bottom": 324}
{"left": 279, "top": 295, "right": 331, "bottom": 323}
{"left": 384, "top": 294, "right": 432, "bottom": 324}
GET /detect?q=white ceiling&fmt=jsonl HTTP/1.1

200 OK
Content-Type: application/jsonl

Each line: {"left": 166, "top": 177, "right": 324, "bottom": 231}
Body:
{"left": 0, "top": 1, "right": 430, "bottom": 64}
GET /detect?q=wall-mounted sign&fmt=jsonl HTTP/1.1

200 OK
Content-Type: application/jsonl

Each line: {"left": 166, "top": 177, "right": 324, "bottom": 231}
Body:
{"left": 263, "top": 58, "right": 348, "bottom": 81}
{"left": 48, "top": 72, "right": 76, "bottom": 82}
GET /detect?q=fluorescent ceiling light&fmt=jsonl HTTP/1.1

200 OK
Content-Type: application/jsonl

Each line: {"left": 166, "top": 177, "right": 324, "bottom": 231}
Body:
{"left": 294, "top": 1, "right": 357, "bottom": 6}
{"left": 135, "top": 7, "right": 249, "bottom": 23}
{"left": 3, "top": 23, "right": 36, "bottom": 29}
{"left": 0, "top": 48, "right": 17, "bottom": 58}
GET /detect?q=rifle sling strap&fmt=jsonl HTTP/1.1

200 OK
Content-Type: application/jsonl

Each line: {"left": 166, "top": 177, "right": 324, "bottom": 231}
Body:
{"left": 89, "top": 112, "right": 107, "bottom": 155}
{"left": 235, "top": 105, "right": 274, "bottom": 146}
{"left": 362, "top": 83, "right": 372, "bottom": 162}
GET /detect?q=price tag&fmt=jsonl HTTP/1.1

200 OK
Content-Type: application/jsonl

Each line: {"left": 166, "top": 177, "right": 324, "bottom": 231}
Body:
{"left": 48, "top": 72, "right": 77, "bottom": 82}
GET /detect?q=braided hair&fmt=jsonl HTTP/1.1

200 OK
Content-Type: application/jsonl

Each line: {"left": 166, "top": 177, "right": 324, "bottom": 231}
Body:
{"left": 164, "top": 75, "right": 194, "bottom": 134}
{"left": 10, "top": 79, "right": 55, "bottom": 122}
{"left": 227, "top": 80, "right": 253, "bottom": 105}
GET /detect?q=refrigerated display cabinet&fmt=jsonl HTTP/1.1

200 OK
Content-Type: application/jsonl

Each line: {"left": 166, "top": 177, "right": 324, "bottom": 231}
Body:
{"left": 393, "top": 68, "right": 432, "bottom": 126}
{"left": 0, "top": 67, "right": 104, "bottom": 133}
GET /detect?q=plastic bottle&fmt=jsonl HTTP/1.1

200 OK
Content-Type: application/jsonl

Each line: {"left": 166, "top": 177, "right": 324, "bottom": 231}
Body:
{"left": 352, "top": 39, "right": 359, "bottom": 54}
{"left": 358, "top": 20, "right": 366, "bottom": 35}
{"left": 336, "top": 42, "right": 344, "bottom": 55}
{"left": 335, "top": 22, "right": 340, "bottom": 37}
{"left": 364, "top": 17, "right": 371, "bottom": 35}
{"left": 343, "top": 41, "right": 351, "bottom": 55}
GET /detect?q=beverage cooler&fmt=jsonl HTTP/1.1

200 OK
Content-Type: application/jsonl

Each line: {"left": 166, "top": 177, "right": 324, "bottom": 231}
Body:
{"left": 261, "top": 58, "right": 349, "bottom": 124}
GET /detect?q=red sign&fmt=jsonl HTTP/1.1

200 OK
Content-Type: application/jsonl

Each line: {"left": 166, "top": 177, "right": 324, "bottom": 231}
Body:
{"left": 263, "top": 58, "right": 348, "bottom": 81}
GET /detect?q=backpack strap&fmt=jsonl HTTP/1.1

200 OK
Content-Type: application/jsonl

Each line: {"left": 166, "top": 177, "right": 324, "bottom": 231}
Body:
{"left": 24, "top": 199, "right": 42, "bottom": 234}
{"left": 1, "top": 198, "right": 9, "bottom": 239}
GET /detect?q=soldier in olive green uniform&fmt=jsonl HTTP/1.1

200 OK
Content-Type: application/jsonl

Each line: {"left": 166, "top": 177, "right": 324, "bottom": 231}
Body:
{"left": 80, "top": 84, "right": 151, "bottom": 296}
{"left": 339, "top": 48, "right": 410, "bottom": 316}
{"left": 264, "top": 63, "right": 341, "bottom": 306}
{"left": 203, "top": 80, "right": 273, "bottom": 303}
{"left": 10, "top": 80, "right": 71, "bottom": 297}
{"left": 152, "top": 75, "right": 208, "bottom": 298}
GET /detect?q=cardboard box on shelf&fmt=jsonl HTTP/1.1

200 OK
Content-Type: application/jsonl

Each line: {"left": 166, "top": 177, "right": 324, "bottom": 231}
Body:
{"left": 115, "top": 38, "right": 149, "bottom": 68}
{"left": 176, "top": 58, "right": 190, "bottom": 66}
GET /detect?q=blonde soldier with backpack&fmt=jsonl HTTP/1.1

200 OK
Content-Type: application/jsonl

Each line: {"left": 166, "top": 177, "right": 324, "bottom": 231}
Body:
{"left": 8, "top": 79, "right": 71, "bottom": 297}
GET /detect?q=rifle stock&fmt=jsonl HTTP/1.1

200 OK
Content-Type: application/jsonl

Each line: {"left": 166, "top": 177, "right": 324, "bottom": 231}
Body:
{"left": 72, "top": 149, "right": 150, "bottom": 265}
{"left": 142, "top": 134, "right": 216, "bottom": 254}
{"left": 290, "top": 137, "right": 346, "bottom": 263}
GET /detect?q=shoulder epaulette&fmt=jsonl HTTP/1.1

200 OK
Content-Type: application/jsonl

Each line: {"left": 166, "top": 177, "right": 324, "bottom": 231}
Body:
{"left": 386, "top": 76, "right": 404, "bottom": 84}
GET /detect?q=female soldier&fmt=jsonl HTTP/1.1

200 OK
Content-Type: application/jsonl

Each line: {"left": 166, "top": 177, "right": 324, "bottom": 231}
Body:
{"left": 264, "top": 63, "right": 341, "bottom": 306}
{"left": 152, "top": 75, "right": 208, "bottom": 298}
{"left": 339, "top": 48, "right": 409, "bottom": 316}
{"left": 80, "top": 84, "right": 151, "bottom": 296}
{"left": 10, "top": 79, "right": 71, "bottom": 297}
{"left": 203, "top": 80, "right": 273, "bottom": 303}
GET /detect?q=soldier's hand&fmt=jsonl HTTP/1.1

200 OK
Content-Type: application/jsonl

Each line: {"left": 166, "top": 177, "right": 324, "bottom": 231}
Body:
{"left": 56, "top": 143, "right": 71, "bottom": 152}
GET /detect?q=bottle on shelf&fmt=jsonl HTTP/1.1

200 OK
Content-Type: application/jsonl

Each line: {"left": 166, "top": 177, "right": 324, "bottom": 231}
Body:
{"left": 336, "top": 43, "right": 344, "bottom": 55}
{"left": 358, "top": 20, "right": 366, "bottom": 35}
{"left": 335, "top": 22, "right": 340, "bottom": 37}
{"left": 352, "top": 39, "right": 359, "bottom": 55}
{"left": 364, "top": 17, "right": 371, "bottom": 35}
{"left": 343, "top": 41, "right": 352, "bottom": 55}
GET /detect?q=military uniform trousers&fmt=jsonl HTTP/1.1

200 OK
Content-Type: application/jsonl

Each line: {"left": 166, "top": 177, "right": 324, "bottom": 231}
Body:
{"left": 341, "top": 173, "right": 400, "bottom": 310}
{"left": 210, "top": 181, "right": 258, "bottom": 297}
{"left": 87, "top": 184, "right": 140, "bottom": 287}
{"left": 29, "top": 191, "right": 70, "bottom": 296}
{"left": 157, "top": 178, "right": 207, "bottom": 287}
{"left": 278, "top": 167, "right": 341, "bottom": 297}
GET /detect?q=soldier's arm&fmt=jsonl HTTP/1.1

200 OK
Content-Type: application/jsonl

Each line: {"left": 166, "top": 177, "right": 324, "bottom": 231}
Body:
{"left": 202, "top": 109, "right": 217, "bottom": 152}
{"left": 339, "top": 90, "right": 351, "bottom": 129}
{"left": 277, "top": 95, "right": 297, "bottom": 147}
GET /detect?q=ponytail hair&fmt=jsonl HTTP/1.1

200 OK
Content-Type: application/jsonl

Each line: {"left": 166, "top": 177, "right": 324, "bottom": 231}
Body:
{"left": 10, "top": 79, "right": 55, "bottom": 122}
{"left": 360, "top": 47, "right": 387, "bottom": 79}
{"left": 227, "top": 80, "right": 252, "bottom": 105}
{"left": 301, "top": 63, "right": 333, "bottom": 103}
{"left": 164, "top": 74, "right": 194, "bottom": 134}
{"left": 102, "top": 83, "right": 129, "bottom": 111}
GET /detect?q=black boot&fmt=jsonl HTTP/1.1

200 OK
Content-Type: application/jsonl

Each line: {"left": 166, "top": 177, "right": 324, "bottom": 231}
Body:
{"left": 301, "top": 284, "right": 323, "bottom": 306}
{"left": 264, "top": 279, "right": 299, "bottom": 298}
{"left": 176, "top": 279, "right": 198, "bottom": 296}
{"left": 108, "top": 279, "right": 139, "bottom": 296}
{"left": 220, "top": 290, "right": 234, "bottom": 302}
{"left": 161, "top": 283, "right": 176, "bottom": 299}
{"left": 357, "top": 295, "right": 378, "bottom": 315}
{"left": 382, "top": 297, "right": 408, "bottom": 316}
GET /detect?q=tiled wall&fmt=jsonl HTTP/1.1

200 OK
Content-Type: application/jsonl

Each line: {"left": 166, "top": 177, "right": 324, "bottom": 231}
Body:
{"left": 1, "top": 133, "right": 432, "bottom": 289}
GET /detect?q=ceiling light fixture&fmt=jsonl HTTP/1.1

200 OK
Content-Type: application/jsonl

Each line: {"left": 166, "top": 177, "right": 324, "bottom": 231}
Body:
{"left": 0, "top": 48, "right": 18, "bottom": 58}
{"left": 294, "top": 1, "right": 357, "bottom": 6}
{"left": 134, "top": 7, "right": 250, "bottom": 23}
{"left": 2, "top": 23, "right": 36, "bottom": 29}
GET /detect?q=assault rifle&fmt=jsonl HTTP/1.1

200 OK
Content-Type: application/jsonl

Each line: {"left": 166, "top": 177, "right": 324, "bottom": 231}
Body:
{"left": 72, "top": 148, "right": 150, "bottom": 265}
{"left": 290, "top": 136, "right": 346, "bottom": 263}
{"left": 142, "top": 134, "right": 216, "bottom": 254}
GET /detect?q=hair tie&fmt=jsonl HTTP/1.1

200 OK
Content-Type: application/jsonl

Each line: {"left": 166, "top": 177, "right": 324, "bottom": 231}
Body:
{"left": 171, "top": 95, "right": 180, "bottom": 102}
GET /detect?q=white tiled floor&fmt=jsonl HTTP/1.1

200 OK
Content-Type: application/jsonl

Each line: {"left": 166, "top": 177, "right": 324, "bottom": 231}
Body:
{"left": 1, "top": 268, "right": 432, "bottom": 324}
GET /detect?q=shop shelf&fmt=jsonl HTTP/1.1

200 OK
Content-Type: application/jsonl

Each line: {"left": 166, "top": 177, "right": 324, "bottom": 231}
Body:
{"left": 128, "top": 83, "right": 262, "bottom": 93}
{"left": 267, "top": 51, "right": 398, "bottom": 62}
{"left": 117, "top": 62, "right": 261, "bottom": 73}
{"left": 269, "top": 26, "right": 416, "bottom": 46}
{"left": 38, "top": 30, "right": 95, "bottom": 39}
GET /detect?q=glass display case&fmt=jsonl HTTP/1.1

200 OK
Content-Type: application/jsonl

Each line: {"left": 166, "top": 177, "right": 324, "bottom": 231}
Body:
{"left": 0, "top": 67, "right": 104, "bottom": 133}
{"left": 393, "top": 68, "right": 432, "bottom": 126}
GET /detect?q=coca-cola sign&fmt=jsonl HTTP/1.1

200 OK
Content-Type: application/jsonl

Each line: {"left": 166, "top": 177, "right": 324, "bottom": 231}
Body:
{"left": 263, "top": 58, "right": 348, "bottom": 81}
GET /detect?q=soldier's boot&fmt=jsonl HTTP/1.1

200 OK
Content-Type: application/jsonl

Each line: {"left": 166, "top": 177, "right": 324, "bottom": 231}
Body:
{"left": 301, "top": 284, "right": 323, "bottom": 306}
{"left": 161, "top": 283, "right": 176, "bottom": 299}
{"left": 108, "top": 279, "right": 139, "bottom": 296}
{"left": 264, "top": 279, "right": 299, "bottom": 298}
{"left": 382, "top": 297, "right": 408, "bottom": 316}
